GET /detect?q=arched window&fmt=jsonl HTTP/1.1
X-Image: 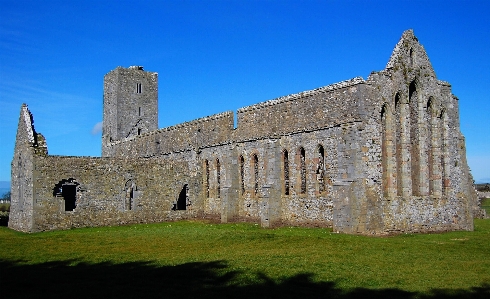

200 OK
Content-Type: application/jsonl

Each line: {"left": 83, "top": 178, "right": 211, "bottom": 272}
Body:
{"left": 299, "top": 147, "right": 306, "bottom": 194}
{"left": 427, "top": 98, "right": 434, "bottom": 195}
{"left": 317, "top": 145, "right": 325, "bottom": 193}
{"left": 239, "top": 155, "right": 245, "bottom": 195}
{"left": 409, "top": 80, "right": 419, "bottom": 195}
{"left": 394, "top": 92, "right": 402, "bottom": 196}
{"left": 216, "top": 158, "right": 221, "bottom": 199}
{"left": 252, "top": 154, "right": 259, "bottom": 196}
{"left": 381, "top": 104, "right": 395, "bottom": 198}
{"left": 283, "top": 149, "right": 290, "bottom": 195}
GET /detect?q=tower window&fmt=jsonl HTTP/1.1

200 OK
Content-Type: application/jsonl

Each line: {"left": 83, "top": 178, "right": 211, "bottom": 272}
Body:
{"left": 136, "top": 83, "right": 142, "bottom": 93}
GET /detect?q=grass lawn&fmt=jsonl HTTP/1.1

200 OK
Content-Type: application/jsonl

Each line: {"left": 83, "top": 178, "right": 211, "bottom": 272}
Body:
{"left": 481, "top": 198, "right": 490, "bottom": 215}
{"left": 1, "top": 219, "right": 489, "bottom": 298}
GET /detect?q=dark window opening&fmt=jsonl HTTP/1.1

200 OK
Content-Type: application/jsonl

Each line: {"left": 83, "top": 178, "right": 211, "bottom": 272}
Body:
{"left": 125, "top": 180, "right": 135, "bottom": 211}
{"left": 176, "top": 184, "right": 188, "bottom": 210}
{"left": 138, "top": 128, "right": 142, "bottom": 135}
{"left": 205, "top": 160, "right": 209, "bottom": 198}
{"left": 53, "top": 178, "right": 80, "bottom": 212}
{"left": 409, "top": 81, "right": 416, "bottom": 101}
{"left": 253, "top": 154, "right": 259, "bottom": 196}
{"left": 239, "top": 155, "right": 245, "bottom": 195}
{"left": 283, "top": 150, "right": 289, "bottom": 195}
{"left": 300, "top": 147, "right": 306, "bottom": 194}
{"left": 136, "top": 83, "right": 142, "bottom": 94}
{"left": 63, "top": 184, "right": 77, "bottom": 211}
{"left": 216, "top": 159, "right": 221, "bottom": 199}
{"left": 138, "top": 107, "right": 141, "bottom": 116}
{"left": 317, "top": 145, "right": 325, "bottom": 193}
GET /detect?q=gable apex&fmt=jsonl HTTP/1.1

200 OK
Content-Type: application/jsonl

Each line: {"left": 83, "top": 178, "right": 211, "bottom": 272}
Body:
{"left": 385, "top": 29, "right": 436, "bottom": 79}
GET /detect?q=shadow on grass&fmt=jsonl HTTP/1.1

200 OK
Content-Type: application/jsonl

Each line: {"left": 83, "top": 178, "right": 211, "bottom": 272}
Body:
{"left": 0, "top": 260, "right": 488, "bottom": 299}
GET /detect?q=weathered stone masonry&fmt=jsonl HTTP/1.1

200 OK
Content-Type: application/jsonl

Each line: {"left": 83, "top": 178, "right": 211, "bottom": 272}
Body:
{"left": 10, "top": 30, "right": 481, "bottom": 234}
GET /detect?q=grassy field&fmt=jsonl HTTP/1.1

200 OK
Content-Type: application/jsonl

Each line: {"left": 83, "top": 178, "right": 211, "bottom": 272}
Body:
{"left": 481, "top": 198, "right": 490, "bottom": 215}
{"left": 1, "top": 220, "right": 489, "bottom": 299}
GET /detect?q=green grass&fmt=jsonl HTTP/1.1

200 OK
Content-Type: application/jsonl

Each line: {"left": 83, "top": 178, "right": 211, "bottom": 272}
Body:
{"left": 481, "top": 198, "right": 490, "bottom": 215}
{"left": 1, "top": 220, "right": 489, "bottom": 298}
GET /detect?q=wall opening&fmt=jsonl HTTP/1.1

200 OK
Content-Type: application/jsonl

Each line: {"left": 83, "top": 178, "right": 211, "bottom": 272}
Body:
{"left": 216, "top": 158, "right": 221, "bottom": 199}
{"left": 317, "top": 145, "right": 325, "bottom": 193}
{"left": 252, "top": 154, "right": 259, "bottom": 196}
{"left": 177, "top": 184, "right": 188, "bottom": 210}
{"left": 239, "top": 155, "right": 245, "bottom": 195}
{"left": 300, "top": 147, "right": 306, "bottom": 194}
{"left": 53, "top": 178, "right": 80, "bottom": 212}
{"left": 136, "top": 83, "right": 142, "bottom": 94}
{"left": 283, "top": 149, "right": 290, "bottom": 195}
{"left": 204, "top": 160, "right": 209, "bottom": 198}
{"left": 394, "top": 93, "right": 402, "bottom": 196}
{"left": 409, "top": 80, "right": 419, "bottom": 195}
{"left": 125, "top": 180, "right": 135, "bottom": 211}
{"left": 427, "top": 98, "right": 434, "bottom": 195}
{"left": 63, "top": 185, "right": 77, "bottom": 211}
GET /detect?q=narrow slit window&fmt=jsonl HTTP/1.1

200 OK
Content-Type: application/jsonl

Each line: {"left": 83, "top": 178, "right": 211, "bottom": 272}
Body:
{"left": 216, "top": 158, "right": 221, "bottom": 198}
{"left": 239, "top": 155, "right": 245, "bottom": 195}
{"left": 205, "top": 160, "right": 209, "bottom": 198}
{"left": 253, "top": 154, "right": 259, "bottom": 196}
{"left": 136, "top": 83, "right": 142, "bottom": 93}
{"left": 283, "top": 150, "right": 289, "bottom": 195}
{"left": 300, "top": 147, "right": 306, "bottom": 194}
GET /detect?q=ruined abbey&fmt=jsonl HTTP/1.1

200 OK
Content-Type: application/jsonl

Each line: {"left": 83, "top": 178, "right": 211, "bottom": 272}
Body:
{"left": 9, "top": 30, "right": 480, "bottom": 234}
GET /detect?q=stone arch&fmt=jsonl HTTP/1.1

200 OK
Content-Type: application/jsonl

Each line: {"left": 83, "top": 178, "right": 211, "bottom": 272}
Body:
{"left": 124, "top": 179, "right": 136, "bottom": 211}
{"left": 316, "top": 144, "right": 326, "bottom": 194}
{"left": 53, "top": 178, "right": 80, "bottom": 212}
{"left": 381, "top": 103, "right": 396, "bottom": 198}
{"left": 409, "top": 79, "right": 420, "bottom": 195}
{"left": 440, "top": 108, "right": 451, "bottom": 195}
{"left": 426, "top": 97, "right": 443, "bottom": 197}
{"left": 282, "top": 149, "right": 290, "bottom": 196}
{"left": 394, "top": 92, "right": 403, "bottom": 196}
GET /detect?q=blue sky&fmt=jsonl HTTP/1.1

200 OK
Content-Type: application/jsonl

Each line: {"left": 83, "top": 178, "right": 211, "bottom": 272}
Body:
{"left": 0, "top": 0, "right": 489, "bottom": 183}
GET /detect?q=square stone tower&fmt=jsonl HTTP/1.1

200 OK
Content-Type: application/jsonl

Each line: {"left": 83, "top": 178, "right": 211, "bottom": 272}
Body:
{"left": 102, "top": 66, "right": 158, "bottom": 157}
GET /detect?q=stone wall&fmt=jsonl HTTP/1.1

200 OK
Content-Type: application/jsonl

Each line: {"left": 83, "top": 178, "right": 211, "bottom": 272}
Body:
{"left": 105, "top": 111, "right": 234, "bottom": 158}
{"left": 10, "top": 30, "right": 480, "bottom": 234}
{"left": 30, "top": 155, "right": 201, "bottom": 232}
{"left": 235, "top": 77, "right": 365, "bottom": 141}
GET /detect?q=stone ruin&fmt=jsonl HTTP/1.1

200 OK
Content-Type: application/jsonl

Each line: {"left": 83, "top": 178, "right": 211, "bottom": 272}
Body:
{"left": 9, "top": 30, "right": 481, "bottom": 234}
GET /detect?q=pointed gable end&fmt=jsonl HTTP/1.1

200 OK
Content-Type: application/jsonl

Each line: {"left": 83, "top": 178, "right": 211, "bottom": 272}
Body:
{"left": 14, "top": 104, "right": 48, "bottom": 156}
{"left": 385, "top": 29, "right": 436, "bottom": 79}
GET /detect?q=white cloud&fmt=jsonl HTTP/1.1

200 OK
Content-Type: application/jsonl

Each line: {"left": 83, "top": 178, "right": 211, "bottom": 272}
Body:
{"left": 91, "top": 122, "right": 103, "bottom": 135}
